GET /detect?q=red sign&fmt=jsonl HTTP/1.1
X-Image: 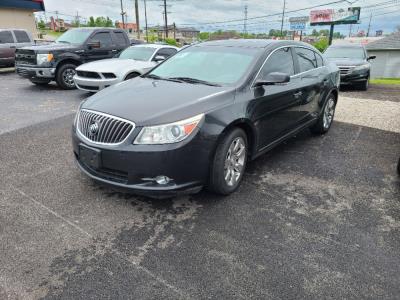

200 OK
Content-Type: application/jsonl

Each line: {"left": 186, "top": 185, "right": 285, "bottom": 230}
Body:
{"left": 310, "top": 9, "right": 334, "bottom": 24}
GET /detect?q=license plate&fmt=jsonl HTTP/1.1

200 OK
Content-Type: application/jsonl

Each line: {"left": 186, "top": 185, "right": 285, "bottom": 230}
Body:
{"left": 79, "top": 144, "right": 101, "bottom": 169}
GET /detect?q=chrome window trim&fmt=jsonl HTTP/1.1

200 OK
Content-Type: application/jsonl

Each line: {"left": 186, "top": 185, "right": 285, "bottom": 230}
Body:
{"left": 251, "top": 45, "right": 325, "bottom": 87}
{"left": 76, "top": 109, "right": 136, "bottom": 146}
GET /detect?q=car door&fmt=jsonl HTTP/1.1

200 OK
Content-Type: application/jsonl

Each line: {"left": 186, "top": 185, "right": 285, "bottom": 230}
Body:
{"left": 251, "top": 46, "right": 304, "bottom": 149}
{"left": 0, "top": 30, "right": 16, "bottom": 66}
{"left": 85, "top": 31, "right": 114, "bottom": 62}
{"left": 293, "top": 47, "right": 324, "bottom": 123}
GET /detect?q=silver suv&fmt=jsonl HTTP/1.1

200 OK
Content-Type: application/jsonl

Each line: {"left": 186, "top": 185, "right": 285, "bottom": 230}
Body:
{"left": 0, "top": 29, "right": 33, "bottom": 67}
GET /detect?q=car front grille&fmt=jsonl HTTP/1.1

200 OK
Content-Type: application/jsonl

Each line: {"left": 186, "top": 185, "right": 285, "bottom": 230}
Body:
{"left": 76, "top": 70, "right": 101, "bottom": 79}
{"left": 337, "top": 66, "right": 355, "bottom": 76}
{"left": 15, "top": 50, "right": 36, "bottom": 65}
{"left": 77, "top": 109, "right": 135, "bottom": 144}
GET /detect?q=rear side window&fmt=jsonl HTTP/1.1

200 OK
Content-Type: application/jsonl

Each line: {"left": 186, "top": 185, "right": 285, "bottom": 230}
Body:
{"left": 14, "top": 30, "right": 30, "bottom": 43}
{"left": 315, "top": 52, "right": 324, "bottom": 67}
{"left": 156, "top": 48, "right": 177, "bottom": 58}
{"left": 258, "top": 47, "right": 295, "bottom": 78}
{"left": 113, "top": 32, "right": 127, "bottom": 45}
{"left": 295, "top": 47, "right": 317, "bottom": 73}
{"left": 90, "top": 32, "right": 113, "bottom": 47}
{"left": 0, "top": 31, "right": 14, "bottom": 44}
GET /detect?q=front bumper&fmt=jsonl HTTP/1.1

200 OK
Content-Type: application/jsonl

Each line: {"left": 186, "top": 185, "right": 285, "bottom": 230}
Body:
{"left": 72, "top": 126, "right": 214, "bottom": 197}
{"left": 340, "top": 70, "right": 369, "bottom": 84}
{"left": 15, "top": 66, "right": 55, "bottom": 79}
{"left": 73, "top": 75, "right": 120, "bottom": 92}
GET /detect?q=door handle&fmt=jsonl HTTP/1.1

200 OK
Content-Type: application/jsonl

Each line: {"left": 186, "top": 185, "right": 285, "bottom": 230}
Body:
{"left": 293, "top": 91, "right": 303, "bottom": 98}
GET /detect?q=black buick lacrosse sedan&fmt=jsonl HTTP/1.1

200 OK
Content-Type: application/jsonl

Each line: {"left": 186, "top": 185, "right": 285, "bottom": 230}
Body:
{"left": 72, "top": 39, "right": 340, "bottom": 197}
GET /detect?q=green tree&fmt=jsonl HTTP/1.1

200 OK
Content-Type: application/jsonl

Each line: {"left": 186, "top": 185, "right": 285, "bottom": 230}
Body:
{"left": 312, "top": 37, "right": 329, "bottom": 52}
{"left": 88, "top": 16, "right": 95, "bottom": 27}
{"left": 312, "top": 29, "right": 318, "bottom": 36}
{"left": 37, "top": 19, "right": 46, "bottom": 30}
{"left": 105, "top": 17, "right": 113, "bottom": 27}
{"left": 198, "top": 32, "right": 210, "bottom": 40}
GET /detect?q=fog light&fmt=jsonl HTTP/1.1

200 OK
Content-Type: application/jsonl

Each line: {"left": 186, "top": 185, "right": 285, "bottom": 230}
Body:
{"left": 155, "top": 175, "right": 170, "bottom": 185}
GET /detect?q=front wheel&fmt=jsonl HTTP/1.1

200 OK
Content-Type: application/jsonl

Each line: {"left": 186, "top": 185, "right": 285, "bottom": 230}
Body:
{"left": 310, "top": 95, "right": 336, "bottom": 134}
{"left": 56, "top": 63, "right": 77, "bottom": 90}
{"left": 358, "top": 79, "right": 369, "bottom": 91}
{"left": 208, "top": 128, "right": 248, "bottom": 195}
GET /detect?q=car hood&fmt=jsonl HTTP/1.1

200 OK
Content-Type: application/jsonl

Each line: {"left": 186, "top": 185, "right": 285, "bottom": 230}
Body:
{"left": 19, "top": 43, "right": 79, "bottom": 53}
{"left": 82, "top": 77, "right": 234, "bottom": 126}
{"left": 76, "top": 58, "right": 154, "bottom": 73}
{"left": 325, "top": 57, "right": 367, "bottom": 66}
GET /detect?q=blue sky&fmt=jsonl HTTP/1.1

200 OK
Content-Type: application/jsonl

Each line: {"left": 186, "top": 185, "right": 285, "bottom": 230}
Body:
{"left": 38, "top": 0, "right": 400, "bottom": 35}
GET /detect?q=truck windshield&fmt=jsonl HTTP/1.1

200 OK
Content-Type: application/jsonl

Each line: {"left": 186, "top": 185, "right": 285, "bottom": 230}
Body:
{"left": 148, "top": 47, "right": 258, "bottom": 85}
{"left": 56, "top": 29, "right": 92, "bottom": 44}
{"left": 118, "top": 47, "right": 156, "bottom": 61}
{"left": 324, "top": 47, "right": 365, "bottom": 59}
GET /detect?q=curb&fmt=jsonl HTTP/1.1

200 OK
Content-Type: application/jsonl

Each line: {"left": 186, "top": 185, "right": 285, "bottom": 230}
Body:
{"left": 0, "top": 67, "right": 15, "bottom": 74}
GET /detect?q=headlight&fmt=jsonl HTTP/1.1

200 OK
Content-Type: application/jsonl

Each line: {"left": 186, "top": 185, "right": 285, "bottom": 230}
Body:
{"left": 36, "top": 53, "right": 54, "bottom": 65}
{"left": 353, "top": 64, "right": 369, "bottom": 71}
{"left": 134, "top": 114, "right": 204, "bottom": 145}
{"left": 73, "top": 100, "right": 86, "bottom": 127}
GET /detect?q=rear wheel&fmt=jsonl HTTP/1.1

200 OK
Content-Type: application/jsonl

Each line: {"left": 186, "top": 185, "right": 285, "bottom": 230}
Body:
{"left": 310, "top": 95, "right": 336, "bottom": 134}
{"left": 29, "top": 78, "right": 51, "bottom": 86}
{"left": 56, "top": 63, "right": 77, "bottom": 90}
{"left": 208, "top": 128, "right": 248, "bottom": 195}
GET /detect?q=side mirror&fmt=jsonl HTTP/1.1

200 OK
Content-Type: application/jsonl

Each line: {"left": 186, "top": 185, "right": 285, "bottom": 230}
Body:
{"left": 367, "top": 55, "right": 376, "bottom": 60}
{"left": 154, "top": 55, "right": 166, "bottom": 62}
{"left": 254, "top": 72, "right": 290, "bottom": 87}
{"left": 87, "top": 41, "right": 100, "bottom": 49}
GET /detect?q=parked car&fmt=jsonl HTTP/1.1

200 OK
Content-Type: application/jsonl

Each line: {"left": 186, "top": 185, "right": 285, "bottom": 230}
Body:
{"left": 324, "top": 44, "right": 375, "bottom": 91}
{"left": 15, "top": 27, "right": 130, "bottom": 89}
{"left": 130, "top": 38, "right": 145, "bottom": 46}
{"left": 73, "top": 44, "right": 179, "bottom": 92}
{"left": 0, "top": 29, "right": 33, "bottom": 67}
{"left": 72, "top": 39, "right": 340, "bottom": 197}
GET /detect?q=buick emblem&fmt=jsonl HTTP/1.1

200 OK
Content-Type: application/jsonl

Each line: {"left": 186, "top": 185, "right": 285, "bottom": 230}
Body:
{"left": 89, "top": 121, "right": 99, "bottom": 135}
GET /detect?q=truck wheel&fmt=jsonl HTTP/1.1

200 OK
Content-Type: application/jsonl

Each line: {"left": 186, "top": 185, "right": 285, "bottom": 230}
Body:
{"left": 29, "top": 79, "right": 51, "bottom": 86}
{"left": 56, "top": 63, "right": 77, "bottom": 90}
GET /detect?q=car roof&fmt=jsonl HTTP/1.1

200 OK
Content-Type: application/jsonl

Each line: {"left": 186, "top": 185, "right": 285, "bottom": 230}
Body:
{"left": 196, "top": 39, "right": 316, "bottom": 50}
{"left": 327, "top": 44, "right": 365, "bottom": 48}
{"left": 130, "top": 44, "right": 179, "bottom": 50}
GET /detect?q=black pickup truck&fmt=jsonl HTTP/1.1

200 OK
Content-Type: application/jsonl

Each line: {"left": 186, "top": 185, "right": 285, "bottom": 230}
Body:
{"left": 15, "top": 27, "right": 130, "bottom": 89}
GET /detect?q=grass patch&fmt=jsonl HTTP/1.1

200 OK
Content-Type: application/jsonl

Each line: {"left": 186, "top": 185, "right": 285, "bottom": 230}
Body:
{"left": 370, "top": 78, "right": 400, "bottom": 85}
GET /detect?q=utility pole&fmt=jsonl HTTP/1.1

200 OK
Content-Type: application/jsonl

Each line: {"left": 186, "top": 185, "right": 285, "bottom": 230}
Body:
{"left": 280, "top": 0, "right": 286, "bottom": 37}
{"left": 55, "top": 10, "right": 59, "bottom": 32}
{"left": 366, "top": 13, "right": 372, "bottom": 37}
{"left": 75, "top": 11, "right": 80, "bottom": 27}
{"left": 120, "top": 0, "right": 125, "bottom": 29}
{"left": 243, "top": 5, "right": 248, "bottom": 35}
{"left": 173, "top": 22, "right": 176, "bottom": 39}
{"left": 144, "top": 0, "right": 149, "bottom": 42}
{"left": 163, "top": 0, "right": 168, "bottom": 38}
{"left": 135, "top": 0, "right": 140, "bottom": 39}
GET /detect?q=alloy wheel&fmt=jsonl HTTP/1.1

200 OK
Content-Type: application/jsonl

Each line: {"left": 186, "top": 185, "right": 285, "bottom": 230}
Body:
{"left": 224, "top": 137, "right": 246, "bottom": 187}
{"left": 323, "top": 98, "right": 336, "bottom": 129}
{"left": 63, "top": 68, "right": 76, "bottom": 88}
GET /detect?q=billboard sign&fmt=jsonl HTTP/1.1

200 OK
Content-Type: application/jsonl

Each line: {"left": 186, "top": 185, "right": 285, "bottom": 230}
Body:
{"left": 310, "top": 7, "right": 361, "bottom": 25}
{"left": 289, "top": 16, "right": 309, "bottom": 31}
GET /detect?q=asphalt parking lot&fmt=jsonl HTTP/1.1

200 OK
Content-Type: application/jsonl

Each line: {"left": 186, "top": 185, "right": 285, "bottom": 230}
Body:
{"left": 1, "top": 72, "right": 400, "bottom": 299}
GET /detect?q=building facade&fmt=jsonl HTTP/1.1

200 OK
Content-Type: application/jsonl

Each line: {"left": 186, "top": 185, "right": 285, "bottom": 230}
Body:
{"left": 366, "top": 32, "right": 400, "bottom": 79}
{"left": 0, "top": 0, "right": 45, "bottom": 38}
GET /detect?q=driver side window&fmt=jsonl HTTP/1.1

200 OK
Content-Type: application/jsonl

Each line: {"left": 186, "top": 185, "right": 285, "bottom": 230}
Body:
{"left": 89, "top": 32, "right": 113, "bottom": 48}
{"left": 258, "top": 47, "right": 295, "bottom": 79}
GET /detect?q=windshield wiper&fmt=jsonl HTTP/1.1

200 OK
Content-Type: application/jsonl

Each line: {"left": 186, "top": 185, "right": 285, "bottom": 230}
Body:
{"left": 144, "top": 74, "right": 185, "bottom": 83}
{"left": 57, "top": 41, "right": 70, "bottom": 44}
{"left": 167, "top": 77, "right": 221, "bottom": 87}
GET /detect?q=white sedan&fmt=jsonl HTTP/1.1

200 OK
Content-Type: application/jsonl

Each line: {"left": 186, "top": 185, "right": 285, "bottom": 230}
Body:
{"left": 73, "top": 44, "right": 179, "bottom": 92}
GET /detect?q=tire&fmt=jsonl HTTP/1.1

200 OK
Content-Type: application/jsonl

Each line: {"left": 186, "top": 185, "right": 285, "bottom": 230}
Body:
{"left": 124, "top": 72, "right": 140, "bottom": 80}
{"left": 310, "top": 94, "right": 336, "bottom": 134}
{"left": 358, "top": 79, "right": 369, "bottom": 91}
{"left": 208, "top": 128, "right": 248, "bottom": 195}
{"left": 56, "top": 63, "right": 77, "bottom": 90}
{"left": 29, "top": 79, "right": 51, "bottom": 86}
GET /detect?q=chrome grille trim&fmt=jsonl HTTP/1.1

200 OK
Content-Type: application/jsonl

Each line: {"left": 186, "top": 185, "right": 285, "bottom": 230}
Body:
{"left": 77, "top": 109, "right": 135, "bottom": 145}
{"left": 337, "top": 66, "right": 355, "bottom": 75}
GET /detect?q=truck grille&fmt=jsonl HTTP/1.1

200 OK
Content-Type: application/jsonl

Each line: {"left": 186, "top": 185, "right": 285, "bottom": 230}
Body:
{"left": 15, "top": 50, "right": 36, "bottom": 65}
{"left": 337, "top": 66, "right": 354, "bottom": 76}
{"left": 77, "top": 109, "right": 135, "bottom": 145}
{"left": 76, "top": 70, "right": 101, "bottom": 79}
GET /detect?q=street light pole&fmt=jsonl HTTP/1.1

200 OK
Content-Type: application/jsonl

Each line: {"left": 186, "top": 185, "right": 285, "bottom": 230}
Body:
{"left": 163, "top": 0, "right": 168, "bottom": 38}
{"left": 144, "top": 0, "right": 149, "bottom": 42}
{"left": 135, "top": 0, "right": 140, "bottom": 39}
{"left": 280, "top": 0, "right": 286, "bottom": 37}
{"left": 120, "top": 0, "right": 125, "bottom": 29}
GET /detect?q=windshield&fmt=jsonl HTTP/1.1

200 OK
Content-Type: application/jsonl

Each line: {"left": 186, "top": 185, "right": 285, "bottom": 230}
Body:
{"left": 149, "top": 47, "right": 258, "bottom": 85}
{"left": 56, "top": 29, "right": 92, "bottom": 44}
{"left": 118, "top": 47, "right": 156, "bottom": 61}
{"left": 324, "top": 47, "right": 365, "bottom": 59}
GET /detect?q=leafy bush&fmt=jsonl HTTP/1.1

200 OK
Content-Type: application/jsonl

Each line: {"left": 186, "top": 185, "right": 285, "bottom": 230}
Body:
{"left": 312, "top": 38, "right": 329, "bottom": 52}
{"left": 165, "top": 38, "right": 178, "bottom": 46}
